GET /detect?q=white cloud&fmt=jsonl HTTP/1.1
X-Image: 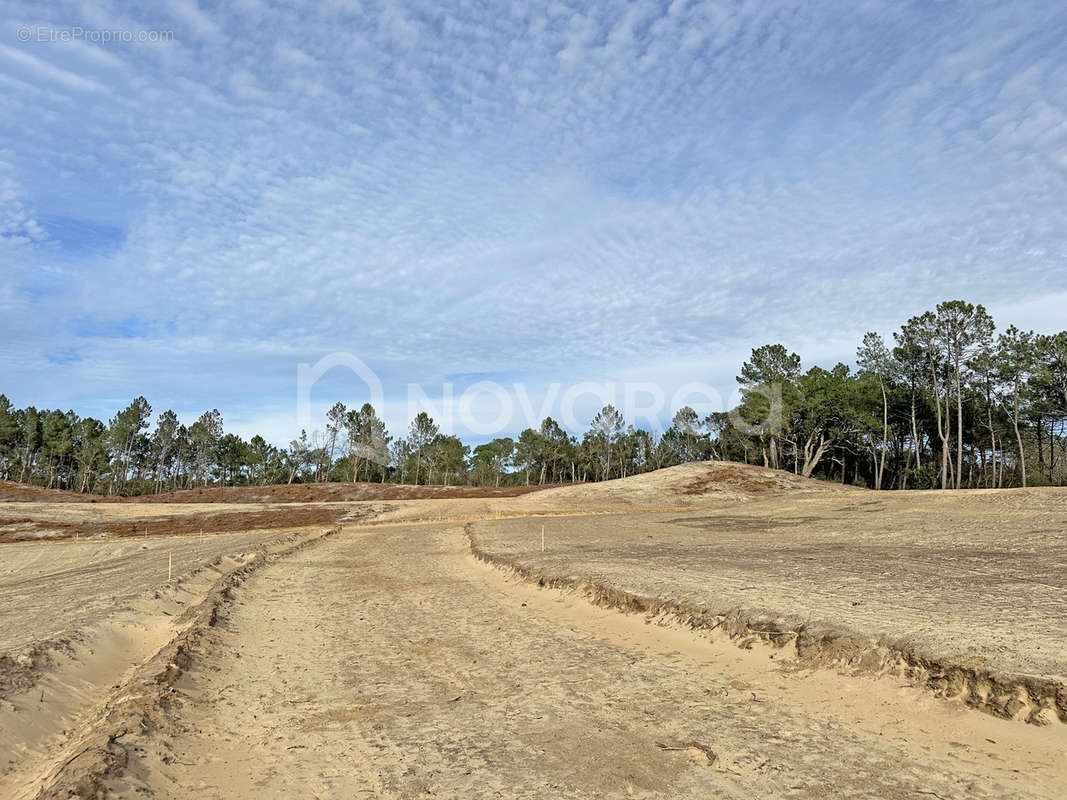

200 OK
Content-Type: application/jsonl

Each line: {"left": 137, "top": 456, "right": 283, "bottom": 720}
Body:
{"left": 164, "top": 0, "right": 227, "bottom": 43}
{"left": 0, "top": 42, "right": 111, "bottom": 93}
{"left": 2, "top": 0, "right": 1065, "bottom": 442}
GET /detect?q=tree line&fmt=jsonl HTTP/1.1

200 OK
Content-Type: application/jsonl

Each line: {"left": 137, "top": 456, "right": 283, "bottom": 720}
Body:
{"left": 1, "top": 300, "right": 1064, "bottom": 494}
{"left": 719, "top": 300, "right": 1066, "bottom": 488}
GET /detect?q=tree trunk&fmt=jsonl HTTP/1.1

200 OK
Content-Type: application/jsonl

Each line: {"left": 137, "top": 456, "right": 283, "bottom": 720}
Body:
{"left": 940, "top": 426, "right": 949, "bottom": 489}
{"left": 1012, "top": 382, "right": 1027, "bottom": 487}
{"left": 954, "top": 364, "right": 964, "bottom": 490}
{"left": 800, "top": 433, "right": 828, "bottom": 478}
{"left": 929, "top": 360, "right": 949, "bottom": 489}
{"left": 910, "top": 393, "right": 921, "bottom": 470}
{"left": 876, "top": 379, "right": 888, "bottom": 490}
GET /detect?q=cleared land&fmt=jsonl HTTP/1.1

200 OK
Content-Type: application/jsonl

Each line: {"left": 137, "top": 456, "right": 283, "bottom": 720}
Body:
{"left": 104, "top": 524, "right": 1066, "bottom": 799}
{"left": 2, "top": 462, "right": 1066, "bottom": 798}
{"left": 471, "top": 489, "right": 1067, "bottom": 706}
{"left": 0, "top": 479, "right": 557, "bottom": 504}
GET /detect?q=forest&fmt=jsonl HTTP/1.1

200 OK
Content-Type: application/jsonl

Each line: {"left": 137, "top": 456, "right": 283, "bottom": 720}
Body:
{"left": 2, "top": 301, "right": 1065, "bottom": 494}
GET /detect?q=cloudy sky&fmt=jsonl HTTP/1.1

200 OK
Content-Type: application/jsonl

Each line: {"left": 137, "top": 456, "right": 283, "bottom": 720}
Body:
{"left": 2, "top": 0, "right": 1065, "bottom": 442}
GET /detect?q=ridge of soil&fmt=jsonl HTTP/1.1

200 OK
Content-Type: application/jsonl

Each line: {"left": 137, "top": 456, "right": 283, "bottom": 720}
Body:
{"left": 464, "top": 523, "right": 1066, "bottom": 726}
{"left": 24, "top": 526, "right": 343, "bottom": 800}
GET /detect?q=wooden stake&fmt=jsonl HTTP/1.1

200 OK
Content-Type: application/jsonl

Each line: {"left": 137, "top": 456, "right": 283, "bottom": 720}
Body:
{"left": 168, "top": 551, "right": 173, "bottom": 582}
{"left": 541, "top": 524, "right": 545, "bottom": 552}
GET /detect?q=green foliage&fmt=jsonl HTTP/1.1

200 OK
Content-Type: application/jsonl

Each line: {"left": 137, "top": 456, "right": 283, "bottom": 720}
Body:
{"left": 4, "top": 301, "right": 1066, "bottom": 494}
{"left": 470, "top": 437, "right": 515, "bottom": 486}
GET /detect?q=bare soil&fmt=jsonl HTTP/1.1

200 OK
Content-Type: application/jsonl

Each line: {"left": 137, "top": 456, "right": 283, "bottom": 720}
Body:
{"left": 0, "top": 528, "right": 339, "bottom": 691}
{"left": 0, "top": 479, "right": 559, "bottom": 504}
{"left": 3, "top": 462, "right": 1066, "bottom": 798}
{"left": 0, "top": 481, "right": 111, "bottom": 503}
{"left": 470, "top": 489, "right": 1067, "bottom": 720}
{"left": 0, "top": 505, "right": 357, "bottom": 543}
{"left": 101, "top": 525, "right": 1067, "bottom": 799}
{"left": 0, "top": 493, "right": 412, "bottom": 545}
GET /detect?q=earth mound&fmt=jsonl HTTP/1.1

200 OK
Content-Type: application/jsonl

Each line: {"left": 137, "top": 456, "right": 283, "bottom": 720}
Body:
{"left": 512, "top": 461, "right": 853, "bottom": 510}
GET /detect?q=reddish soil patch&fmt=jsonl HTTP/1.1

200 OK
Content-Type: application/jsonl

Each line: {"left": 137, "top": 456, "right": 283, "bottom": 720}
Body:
{"left": 140, "top": 482, "right": 563, "bottom": 504}
{"left": 0, "top": 481, "right": 113, "bottom": 503}
{"left": 0, "top": 506, "right": 359, "bottom": 544}
{"left": 0, "top": 480, "right": 561, "bottom": 504}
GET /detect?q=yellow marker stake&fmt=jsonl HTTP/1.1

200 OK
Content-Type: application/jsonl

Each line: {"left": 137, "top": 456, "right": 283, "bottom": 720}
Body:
{"left": 541, "top": 524, "right": 545, "bottom": 552}
{"left": 168, "top": 551, "right": 173, "bottom": 582}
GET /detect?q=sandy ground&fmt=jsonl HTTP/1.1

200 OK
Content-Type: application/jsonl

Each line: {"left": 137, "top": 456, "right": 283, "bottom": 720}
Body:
{"left": 108, "top": 524, "right": 1067, "bottom": 799}
{"left": 0, "top": 526, "right": 337, "bottom": 799}
{"left": 2, "top": 462, "right": 1066, "bottom": 797}
{"left": 470, "top": 489, "right": 1067, "bottom": 686}
{"left": 0, "top": 530, "right": 313, "bottom": 657}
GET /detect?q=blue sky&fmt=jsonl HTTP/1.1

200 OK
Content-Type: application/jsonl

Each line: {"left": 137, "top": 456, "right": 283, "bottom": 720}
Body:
{"left": 1, "top": 0, "right": 1065, "bottom": 444}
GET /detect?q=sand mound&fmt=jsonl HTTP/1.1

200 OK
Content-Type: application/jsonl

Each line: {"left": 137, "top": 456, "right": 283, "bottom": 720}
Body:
{"left": 512, "top": 461, "right": 849, "bottom": 510}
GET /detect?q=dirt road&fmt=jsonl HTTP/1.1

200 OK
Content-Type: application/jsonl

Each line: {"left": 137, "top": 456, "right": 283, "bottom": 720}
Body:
{"left": 109, "top": 524, "right": 1067, "bottom": 799}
